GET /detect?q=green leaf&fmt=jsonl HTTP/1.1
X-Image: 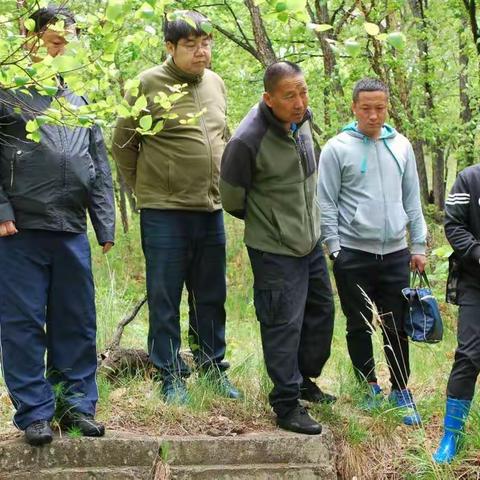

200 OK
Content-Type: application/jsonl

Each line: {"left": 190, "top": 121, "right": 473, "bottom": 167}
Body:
{"left": 24, "top": 19, "right": 36, "bottom": 32}
{"left": 25, "top": 119, "right": 38, "bottom": 133}
{"left": 275, "top": 2, "right": 287, "bottom": 12}
{"left": 308, "top": 23, "right": 333, "bottom": 32}
{"left": 152, "top": 120, "right": 165, "bottom": 133}
{"left": 134, "top": 95, "right": 148, "bottom": 111}
{"left": 36, "top": 115, "right": 49, "bottom": 126}
{"left": 201, "top": 21, "right": 213, "bottom": 35}
{"left": 139, "top": 114, "right": 153, "bottom": 130}
{"left": 106, "top": 0, "right": 124, "bottom": 22}
{"left": 364, "top": 22, "right": 380, "bottom": 36}
{"left": 42, "top": 85, "right": 58, "bottom": 96}
{"left": 344, "top": 39, "right": 361, "bottom": 57}
{"left": 387, "top": 32, "right": 407, "bottom": 50}
{"left": 375, "top": 33, "right": 388, "bottom": 41}
{"left": 27, "top": 131, "right": 41, "bottom": 143}
{"left": 138, "top": 3, "right": 155, "bottom": 19}
{"left": 14, "top": 76, "right": 29, "bottom": 87}
{"left": 117, "top": 104, "right": 131, "bottom": 117}
{"left": 277, "top": 11, "right": 289, "bottom": 22}
{"left": 285, "top": 0, "right": 306, "bottom": 10}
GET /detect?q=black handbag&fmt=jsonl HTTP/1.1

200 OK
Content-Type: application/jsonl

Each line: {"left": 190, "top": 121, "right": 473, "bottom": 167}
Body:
{"left": 402, "top": 270, "right": 443, "bottom": 343}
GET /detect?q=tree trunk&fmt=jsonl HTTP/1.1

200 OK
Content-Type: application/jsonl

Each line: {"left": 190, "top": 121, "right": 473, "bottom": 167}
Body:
{"left": 432, "top": 146, "right": 445, "bottom": 209}
{"left": 116, "top": 166, "right": 129, "bottom": 233}
{"left": 412, "top": 140, "right": 429, "bottom": 204}
{"left": 244, "top": 0, "right": 277, "bottom": 67}
{"left": 459, "top": 17, "right": 475, "bottom": 169}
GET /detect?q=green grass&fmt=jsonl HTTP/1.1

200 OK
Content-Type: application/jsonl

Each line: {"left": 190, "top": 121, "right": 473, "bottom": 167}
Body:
{"left": 0, "top": 210, "right": 479, "bottom": 479}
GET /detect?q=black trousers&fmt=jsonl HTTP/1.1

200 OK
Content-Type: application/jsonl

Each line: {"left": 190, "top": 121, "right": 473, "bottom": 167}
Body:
{"left": 333, "top": 247, "right": 410, "bottom": 390}
{"left": 447, "top": 304, "right": 480, "bottom": 400}
{"left": 247, "top": 243, "right": 334, "bottom": 417}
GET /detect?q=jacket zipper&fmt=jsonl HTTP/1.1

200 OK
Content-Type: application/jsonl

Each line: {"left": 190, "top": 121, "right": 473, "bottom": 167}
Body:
{"left": 10, "top": 150, "right": 21, "bottom": 189}
{"left": 292, "top": 132, "right": 315, "bottom": 251}
{"left": 375, "top": 140, "right": 387, "bottom": 253}
{"left": 192, "top": 84, "right": 214, "bottom": 208}
{"left": 10, "top": 159, "right": 14, "bottom": 189}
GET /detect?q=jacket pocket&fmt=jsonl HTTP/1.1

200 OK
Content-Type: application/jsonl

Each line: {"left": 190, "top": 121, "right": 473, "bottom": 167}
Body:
{"left": 349, "top": 200, "right": 383, "bottom": 240}
{"left": 271, "top": 206, "right": 312, "bottom": 255}
{"left": 385, "top": 202, "right": 409, "bottom": 241}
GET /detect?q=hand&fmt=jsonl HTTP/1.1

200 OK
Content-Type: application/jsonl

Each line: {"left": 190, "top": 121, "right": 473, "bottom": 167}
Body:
{"left": 410, "top": 254, "right": 427, "bottom": 273}
{"left": 102, "top": 242, "right": 113, "bottom": 254}
{"left": 0, "top": 221, "right": 18, "bottom": 237}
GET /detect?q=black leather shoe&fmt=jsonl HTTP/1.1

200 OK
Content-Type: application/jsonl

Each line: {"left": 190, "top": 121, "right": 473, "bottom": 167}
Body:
{"left": 276, "top": 405, "right": 322, "bottom": 435}
{"left": 300, "top": 378, "right": 337, "bottom": 404}
{"left": 25, "top": 420, "right": 53, "bottom": 446}
{"left": 60, "top": 412, "right": 105, "bottom": 437}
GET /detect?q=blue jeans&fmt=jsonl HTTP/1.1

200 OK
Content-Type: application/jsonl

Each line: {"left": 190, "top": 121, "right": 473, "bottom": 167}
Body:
{"left": 0, "top": 230, "right": 98, "bottom": 430}
{"left": 140, "top": 209, "right": 227, "bottom": 378}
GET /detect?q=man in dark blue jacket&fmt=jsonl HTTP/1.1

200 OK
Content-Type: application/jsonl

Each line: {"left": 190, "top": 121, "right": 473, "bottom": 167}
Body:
{"left": 434, "top": 165, "right": 480, "bottom": 463}
{"left": 0, "top": 6, "right": 115, "bottom": 446}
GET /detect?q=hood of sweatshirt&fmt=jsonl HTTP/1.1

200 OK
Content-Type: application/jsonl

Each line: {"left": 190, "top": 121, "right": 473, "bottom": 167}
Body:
{"left": 340, "top": 121, "right": 402, "bottom": 174}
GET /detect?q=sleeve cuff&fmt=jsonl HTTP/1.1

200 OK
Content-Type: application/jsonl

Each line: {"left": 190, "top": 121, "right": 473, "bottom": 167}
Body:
{"left": 325, "top": 237, "right": 341, "bottom": 255}
{"left": 470, "top": 245, "right": 480, "bottom": 262}
{"left": 0, "top": 203, "right": 15, "bottom": 224}
{"left": 411, "top": 243, "right": 426, "bottom": 255}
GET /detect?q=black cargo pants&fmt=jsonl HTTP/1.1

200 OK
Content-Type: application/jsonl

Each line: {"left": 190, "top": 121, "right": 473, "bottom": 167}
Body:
{"left": 247, "top": 242, "right": 334, "bottom": 417}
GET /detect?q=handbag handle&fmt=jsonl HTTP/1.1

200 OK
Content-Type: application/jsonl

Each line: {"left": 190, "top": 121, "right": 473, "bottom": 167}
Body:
{"left": 411, "top": 269, "right": 431, "bottom": 288}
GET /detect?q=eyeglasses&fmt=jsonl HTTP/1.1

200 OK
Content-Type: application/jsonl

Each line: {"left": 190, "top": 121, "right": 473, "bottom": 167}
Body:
{"left": 178, "top": 39, "right": 213, "bottom": 53}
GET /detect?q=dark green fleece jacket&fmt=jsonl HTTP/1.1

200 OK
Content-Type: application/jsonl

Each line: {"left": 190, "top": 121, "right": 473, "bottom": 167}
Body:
{"left": 220, "top": 101, "right": 320, "bottom": 257}
{"left": 112, "top": 56, "right": 227, "bottom": 211}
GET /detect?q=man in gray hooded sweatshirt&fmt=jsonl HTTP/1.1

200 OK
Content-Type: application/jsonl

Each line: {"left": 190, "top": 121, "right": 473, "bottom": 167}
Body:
{"left": 318, "top": 78, "right": 427, "bottom": 425}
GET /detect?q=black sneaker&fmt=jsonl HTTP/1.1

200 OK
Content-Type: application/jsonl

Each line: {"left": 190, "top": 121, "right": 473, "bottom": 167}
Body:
{"left": 60, "top": 411, "right": 105, "bottom": 437}
{"left": 300, "top": 378, "right": 337, "bottom": 404}
{"left": 25, "top": 420, "right": 53, "bottom": 446}
{"left": 276, "top": 405, "right": 322, "bottom": 435}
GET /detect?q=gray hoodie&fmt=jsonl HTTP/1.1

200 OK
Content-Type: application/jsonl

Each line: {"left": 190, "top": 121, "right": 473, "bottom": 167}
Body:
{"left": 317, "top": 122, "right": 427, "bottom": 256}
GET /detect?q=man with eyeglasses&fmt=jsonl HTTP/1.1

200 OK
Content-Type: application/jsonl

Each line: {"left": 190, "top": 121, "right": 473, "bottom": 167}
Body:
{"left": 113, "top": 10, "right": 240, "bottom": 404}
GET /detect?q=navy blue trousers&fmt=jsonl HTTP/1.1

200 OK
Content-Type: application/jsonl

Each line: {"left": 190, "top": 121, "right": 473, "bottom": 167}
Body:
{"left": 140, "top": 209, "right": 227, "bottom": 378}
{"left": 0, "top": 230, "right": 98, "bottom": 430}
{"left": 247, "top": 243, "right": 334, "bottom": 417}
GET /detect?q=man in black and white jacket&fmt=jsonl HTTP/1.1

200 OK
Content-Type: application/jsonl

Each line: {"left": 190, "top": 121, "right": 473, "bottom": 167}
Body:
{"left": 434, "top": 164, "right": 480, "bottom": 463}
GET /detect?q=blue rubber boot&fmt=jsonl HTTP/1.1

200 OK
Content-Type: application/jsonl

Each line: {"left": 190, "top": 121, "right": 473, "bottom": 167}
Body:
{"left": 388, "top": 388, "right": 422, "bottom": 425}
{"left": 359, "top": 383, "right": 384, "bottom": 411}
{"left": 433, "top": 397, "right": 471, "bottom": 464}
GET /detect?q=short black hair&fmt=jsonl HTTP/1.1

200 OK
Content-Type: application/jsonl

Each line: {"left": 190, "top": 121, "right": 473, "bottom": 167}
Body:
{"left": 263, "top": 61, "right": 303, "bottom": 93}
{"left": 164, "top": 10, "right": 211, "bottom": 45}
{"left": 29, "top": 5, "right": 76, "bottom": 33}
{"left": 352, "top": 77, "right": 389, "bottom": 102}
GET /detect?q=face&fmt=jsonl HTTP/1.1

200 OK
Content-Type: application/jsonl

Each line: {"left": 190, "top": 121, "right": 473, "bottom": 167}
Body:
{"left": 263, "top": 74, "right": 308, "bottom": 127}
{"left": 352, "top": 90, "right": 388, "bottom": 138}
{"left": 166, "top": 35, "right": 212, "bottom": 75}
{"left": 28, "top": 26, "right": 76, "bottom": 62}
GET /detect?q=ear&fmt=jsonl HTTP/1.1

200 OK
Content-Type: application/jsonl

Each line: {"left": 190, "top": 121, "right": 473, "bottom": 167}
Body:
{"left": 165, "top": 41, "right": 175, "bottom": 57}
{"left": 351, "top": 101, "right": 356, "bottom": 116}
{"left": 263, "top": 91, "right": 272, "bottom": 108}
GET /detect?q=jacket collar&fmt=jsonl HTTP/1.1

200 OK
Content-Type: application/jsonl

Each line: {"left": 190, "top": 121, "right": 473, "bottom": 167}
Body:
{"left": 164, "top": 56, "right": 204, "bottom": 84}
{"left": 259, "top": 101, "right": 311, "bottom": 136}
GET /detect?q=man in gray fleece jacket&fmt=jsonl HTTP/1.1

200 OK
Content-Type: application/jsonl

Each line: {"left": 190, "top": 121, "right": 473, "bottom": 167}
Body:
{"left": 318, "top": 78, "right": 427, "bottom": 425}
